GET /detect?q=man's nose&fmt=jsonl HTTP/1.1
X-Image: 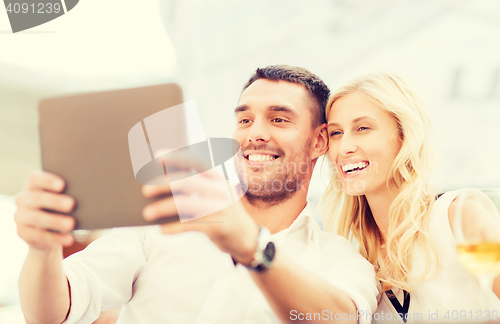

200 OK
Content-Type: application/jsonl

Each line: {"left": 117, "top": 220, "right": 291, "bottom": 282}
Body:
{"left": 247, "top": 119, "right": 270, "bottom": 143}
{"left": 339, "top": 133, "right": 357, "bottom": 156}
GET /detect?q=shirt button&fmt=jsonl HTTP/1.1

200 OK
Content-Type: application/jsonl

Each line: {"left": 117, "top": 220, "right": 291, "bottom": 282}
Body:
{"left": 205, "top": 315, "right": 214, "bottom": 322}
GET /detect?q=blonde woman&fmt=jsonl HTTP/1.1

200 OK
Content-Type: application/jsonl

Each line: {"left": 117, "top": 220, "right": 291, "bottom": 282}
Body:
{"left": 322, "top": 72, "right": 500, "bottom": 323}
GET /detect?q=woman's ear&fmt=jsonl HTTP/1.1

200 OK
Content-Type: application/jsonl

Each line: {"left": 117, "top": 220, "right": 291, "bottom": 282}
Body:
{"left": 311, "top": 123, "right": 328, "bottom": 160}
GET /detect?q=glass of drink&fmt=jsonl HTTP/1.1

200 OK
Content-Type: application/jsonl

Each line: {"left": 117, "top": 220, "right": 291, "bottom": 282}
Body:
{"left": 452, "top": 189, "right": 500, "bottom": 290}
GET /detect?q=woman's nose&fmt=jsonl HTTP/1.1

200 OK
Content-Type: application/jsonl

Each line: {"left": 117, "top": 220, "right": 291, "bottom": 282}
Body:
{"left": 339, "top": 133, "right": 357, "bottom": 156}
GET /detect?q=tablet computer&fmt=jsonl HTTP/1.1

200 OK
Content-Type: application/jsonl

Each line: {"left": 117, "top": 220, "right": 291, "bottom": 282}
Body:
{"left": 38, "top": 83, "right": 185, "bottom": 230}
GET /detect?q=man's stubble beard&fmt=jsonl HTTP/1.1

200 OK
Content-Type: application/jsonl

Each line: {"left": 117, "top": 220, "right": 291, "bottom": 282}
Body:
{"left": 236, "top": 138, "right": 312, "bottom": 208}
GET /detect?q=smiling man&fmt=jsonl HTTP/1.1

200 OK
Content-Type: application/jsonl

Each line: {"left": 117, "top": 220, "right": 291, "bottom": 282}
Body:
{"left": 15, "top": 65, "right": 378, "bottom": 324}
{"left": 235, "top": 78, "right": 314, "bottom": 208}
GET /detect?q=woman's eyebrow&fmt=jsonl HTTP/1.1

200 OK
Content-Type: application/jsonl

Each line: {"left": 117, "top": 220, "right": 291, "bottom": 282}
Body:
{"left": 327, "top": 116, "right": 377, "bottom": 127}
{"left": 352, "top": 116, "right": 377, "bottom": 123}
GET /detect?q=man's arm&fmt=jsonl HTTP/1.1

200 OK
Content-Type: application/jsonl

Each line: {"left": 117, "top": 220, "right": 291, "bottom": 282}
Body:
{"left": 142, "top": 169, "right": 377, "bottom": 323}
{"left": 147, "top": 200, "right": 375, "bottom": 323}
{"left": 19, "top": 247, "right": 71, "bottom": 324}
{"left": 247, "top": 252, "right": 359, "bottom": 323}
{"left": 233, "top": 228, "right": 377, "bottom": 324}
{"left": 15, "top": 172, "right": 76, "bottom": 324}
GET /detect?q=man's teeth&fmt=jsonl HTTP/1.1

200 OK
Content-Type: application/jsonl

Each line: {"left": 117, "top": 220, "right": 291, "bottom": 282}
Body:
{"left": 342, "top": 162, "right": 369, "bottom": 173}
{"left": 248, "top": 154, "right": 277, "bottom": 162}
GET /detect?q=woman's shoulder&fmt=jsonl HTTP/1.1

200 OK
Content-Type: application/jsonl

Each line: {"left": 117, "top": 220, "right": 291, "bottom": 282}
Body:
{"left": 447, "top": 188, "right": 500, "bottom": 240}
{"left": 434, "top": 188, "right": 494, "bottom": 220}
{"left": 431, "top": 189, "right": 484, "bottom": 219}
{"left": 430, "top": 188, "right": 499, "bottom": 241}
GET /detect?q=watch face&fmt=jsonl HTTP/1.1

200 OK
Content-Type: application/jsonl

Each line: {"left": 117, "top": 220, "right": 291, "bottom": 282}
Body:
{"left": 264, "top": 241, "right": 276, "bottom": 262}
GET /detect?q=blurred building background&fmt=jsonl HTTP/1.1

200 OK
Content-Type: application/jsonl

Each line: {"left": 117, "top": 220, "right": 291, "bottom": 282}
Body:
{"left": 1, "top": 0, "right": 499, "bottom": 197}
{"left": 1, "top": 0, "right": 499, "bottom": 320}
{"left": 162, "top": 0, "right": 500, "bottom": 195}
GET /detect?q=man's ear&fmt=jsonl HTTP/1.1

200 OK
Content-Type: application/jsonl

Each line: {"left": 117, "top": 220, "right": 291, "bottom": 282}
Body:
{"left": 311, "top": 123, "right": 328, "bottom": 160}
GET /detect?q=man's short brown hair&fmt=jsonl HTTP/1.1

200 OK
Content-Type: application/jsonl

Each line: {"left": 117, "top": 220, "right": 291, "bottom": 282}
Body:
{"left": 243, "top": 65, "right": 330, "bottom": 127}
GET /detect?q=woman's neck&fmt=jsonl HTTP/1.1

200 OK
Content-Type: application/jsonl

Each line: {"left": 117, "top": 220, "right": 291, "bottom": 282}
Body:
{"left": 365, "top": 186, "right": 399, "bottom": 242}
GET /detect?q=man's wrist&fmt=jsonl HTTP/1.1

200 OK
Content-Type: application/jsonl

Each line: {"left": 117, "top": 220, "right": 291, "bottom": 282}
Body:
{"left": 232, "top": 226, "right": 276, "bottom": 272}
{"left": 28, "top": 244, "right": 64, "bottom": 260}
{"left": 231, "top": 224, "right": 259, "bottom": 266}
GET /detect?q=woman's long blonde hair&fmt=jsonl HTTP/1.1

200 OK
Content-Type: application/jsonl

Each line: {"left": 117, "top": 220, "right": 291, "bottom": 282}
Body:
{"left": 321, "top": 72, "right": 440, "bottom": 293}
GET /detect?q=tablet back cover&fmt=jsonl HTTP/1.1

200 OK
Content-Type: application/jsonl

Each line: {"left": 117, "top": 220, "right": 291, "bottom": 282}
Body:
{"left": 38, "top": 83, "right": 184, "bottom": 230}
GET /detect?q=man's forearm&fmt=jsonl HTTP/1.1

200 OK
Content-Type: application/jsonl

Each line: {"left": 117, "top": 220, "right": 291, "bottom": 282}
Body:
{"left": 19, "top": 247, "right": 71, "bottom": 324}
{"left": 249, "top": 251, "right": 357, "bottom": 324}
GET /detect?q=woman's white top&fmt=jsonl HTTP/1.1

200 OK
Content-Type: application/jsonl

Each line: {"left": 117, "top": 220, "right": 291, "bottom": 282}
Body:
{"left": 374, "top": 189, "right": 500, "bottom": 323}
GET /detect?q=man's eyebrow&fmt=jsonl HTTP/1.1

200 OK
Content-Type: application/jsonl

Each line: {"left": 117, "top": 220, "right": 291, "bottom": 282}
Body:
{"left": 234, "top": 105, "right": 298, "bottom": 116}
{"left": 234, "top": 105, "right": 248, "bottom": 115}
{"left": 327, "top": 116, "right": 377, "bottom": 127}
{"left": 268, "top": 105, "right": 298, "bottom": 116}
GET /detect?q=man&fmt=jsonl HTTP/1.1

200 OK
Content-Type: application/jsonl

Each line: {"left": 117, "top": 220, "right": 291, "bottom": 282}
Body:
{"left": 15, "top": 65, "right": 378, "bottom": 324}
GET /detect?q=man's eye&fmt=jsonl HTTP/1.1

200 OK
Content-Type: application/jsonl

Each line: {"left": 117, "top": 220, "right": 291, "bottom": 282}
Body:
{"left": 272, "top": 118, "right": 287, "bottom": 123}
{"left": 239, "top": 119, "right": 251, "bottom": 124}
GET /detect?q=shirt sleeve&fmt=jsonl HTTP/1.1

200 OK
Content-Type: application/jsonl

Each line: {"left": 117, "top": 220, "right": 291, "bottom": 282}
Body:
{"left": 62, "top": 226, "right": 150, "bottom": 324}
{"left": 318, "top": 235, "right": 379, "bottom": 324}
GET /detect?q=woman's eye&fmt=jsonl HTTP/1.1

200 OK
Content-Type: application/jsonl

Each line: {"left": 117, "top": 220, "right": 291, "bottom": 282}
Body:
{"left": 329, "top": 130, "right": 342, "bottom": 137}
{"left": 357, "top": 126, "right": 370, "bottom": 131}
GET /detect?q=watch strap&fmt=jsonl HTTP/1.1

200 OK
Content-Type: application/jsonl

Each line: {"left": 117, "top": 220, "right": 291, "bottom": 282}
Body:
{"left": 231, "top": 226, "right": 275, "bottom": 272}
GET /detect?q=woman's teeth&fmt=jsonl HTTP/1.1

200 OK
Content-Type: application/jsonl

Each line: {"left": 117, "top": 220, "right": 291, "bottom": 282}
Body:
{"left": 342, "top": 162, "right": 369, "bottom": 173}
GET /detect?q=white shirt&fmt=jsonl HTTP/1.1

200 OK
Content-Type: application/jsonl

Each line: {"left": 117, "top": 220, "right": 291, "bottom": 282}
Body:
{"left": 375, "top": 189, "right": 500, "bottom": 323}
{"left": 63, "top": 204, "right": 378, "bottom": 324}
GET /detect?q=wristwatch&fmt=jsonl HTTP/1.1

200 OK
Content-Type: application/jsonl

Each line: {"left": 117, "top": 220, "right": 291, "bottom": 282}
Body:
{"left": 233, "top": 226, "right": 276, "bottom": 272}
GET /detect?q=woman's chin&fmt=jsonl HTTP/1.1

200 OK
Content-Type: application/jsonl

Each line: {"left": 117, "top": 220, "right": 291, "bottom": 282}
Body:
{"left": 343, "top": 190, "right": 365, "bottom": 197}
{"left": 340, "top": 179, "right": 367, "bottom": 196}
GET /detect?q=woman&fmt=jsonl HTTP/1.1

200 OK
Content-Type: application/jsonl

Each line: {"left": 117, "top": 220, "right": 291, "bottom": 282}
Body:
{"left": 321, "top": 72, "right": 500, "bottom": 323}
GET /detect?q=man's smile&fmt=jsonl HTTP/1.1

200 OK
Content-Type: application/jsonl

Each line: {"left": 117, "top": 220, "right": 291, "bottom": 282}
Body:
{"left": 244, "top": 151, "right": 281, "bottom": 166}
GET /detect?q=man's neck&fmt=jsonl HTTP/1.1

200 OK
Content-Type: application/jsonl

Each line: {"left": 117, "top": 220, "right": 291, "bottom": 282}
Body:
{"left": 241, "top": 190, "right": 308, "bottom": 234}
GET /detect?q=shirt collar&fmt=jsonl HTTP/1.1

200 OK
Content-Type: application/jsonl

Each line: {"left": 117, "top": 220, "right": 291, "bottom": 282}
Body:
{"left": 271, "top": 202, "right": 319, "bottom": 247}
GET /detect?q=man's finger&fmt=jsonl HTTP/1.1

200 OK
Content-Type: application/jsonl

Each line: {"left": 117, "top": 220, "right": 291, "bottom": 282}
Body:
{"left": 169, "top": 176, "right": 230, "bottom": 201}
{"left": 15, "top": 208, "right": 75, "bottom": 233}
{"left": 142, "top": 184, "right": 171, "bottom": 198}
{"left": 158, "top": 218, "right": 221, "bottom": 235}
{"left": 143, "top": 196, "right": 178, "bottom": 221}
{"left": 162, "top": 152, "right": 211, "bottom": 175}
{"left": 16, "top": 190, "right": 75, "bottom": 214}
{"left": 24, "top": 171, "right": 66, "bottom": 192}
{"left": 142, "top": 169, "right": 199, "bottom": 198}
{"left": 166, "top": 195, "right": 229, "bottom": 223}
{"left": 143, "top": 171, "right": 229, "bottom": 200}
{"left": 16, "top": 225, "right": 74, "bottom": 249}
{"left": 159, "top": 222, "right": 190, "bottom": 235}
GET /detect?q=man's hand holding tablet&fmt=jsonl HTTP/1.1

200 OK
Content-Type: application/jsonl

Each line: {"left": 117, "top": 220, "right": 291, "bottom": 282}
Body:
{"left": 15, "top": 171, "right": 76, "bottom": 251}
